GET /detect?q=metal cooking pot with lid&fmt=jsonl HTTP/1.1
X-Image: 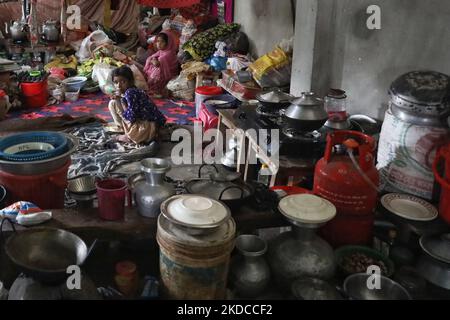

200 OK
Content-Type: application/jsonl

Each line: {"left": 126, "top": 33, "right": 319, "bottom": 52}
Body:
{"left": 416, "top": 233, "right": 450, "bottom": 290}
{"left": 284, "top": 92, "right": 328, "bottom": 132}
{"left": 389, "top": 70, "right": 450, "bottom": 127}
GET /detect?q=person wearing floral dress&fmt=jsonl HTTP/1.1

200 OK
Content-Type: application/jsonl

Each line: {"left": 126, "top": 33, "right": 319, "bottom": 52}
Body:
{"left": 108, "top": 65, "right": 166, "bottom": 144}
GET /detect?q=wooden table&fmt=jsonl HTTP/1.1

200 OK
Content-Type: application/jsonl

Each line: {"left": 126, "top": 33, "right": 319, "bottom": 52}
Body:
{"left": 216, "top": 109, "right": 279, "bottom": 186}
{"left": 31, "top": 205, "right": 288, "bottom": 241}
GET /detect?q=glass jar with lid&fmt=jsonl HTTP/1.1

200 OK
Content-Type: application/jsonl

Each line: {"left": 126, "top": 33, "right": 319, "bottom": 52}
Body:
{"left": 324, "top": 89, "right": 348, "bottom": 121}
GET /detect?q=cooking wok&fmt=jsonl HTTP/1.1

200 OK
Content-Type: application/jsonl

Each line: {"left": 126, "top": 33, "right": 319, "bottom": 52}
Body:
{"left": 1, "top": 218, "right": 96, "bottom": 284}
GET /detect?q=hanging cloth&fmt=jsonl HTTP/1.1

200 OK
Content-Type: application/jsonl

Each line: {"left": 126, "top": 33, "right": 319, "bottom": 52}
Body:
{"left": 103, "top": 0, "right": 112, "bottom": 30}
{"left": 137, "top": 0, "right": 201, "bottom": 8}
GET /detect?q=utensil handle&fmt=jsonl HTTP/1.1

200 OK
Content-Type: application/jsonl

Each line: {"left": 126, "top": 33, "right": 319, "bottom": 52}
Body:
{"left": 432, "top": 147, "right": 450, "bottom": 189}
{"left": 87, "top": 238, "right": 98, "bottom": 258}
{"left": 219, "top": 186, "right": 244, "bottom": 201}
{"left": 198, "top": 164, "right": 219, "bottom": 178}
{"left": 0, "top": 217, "right": 16, "bottom": 242}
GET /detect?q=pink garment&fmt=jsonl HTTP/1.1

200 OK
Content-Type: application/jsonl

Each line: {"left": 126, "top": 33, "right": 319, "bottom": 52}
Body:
{"left": 144, "top": 31, "right": 179, "bottom": 94}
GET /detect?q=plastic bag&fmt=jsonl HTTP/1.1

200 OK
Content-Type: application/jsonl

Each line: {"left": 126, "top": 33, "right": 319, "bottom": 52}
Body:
{"left": 0, "top": 201, "right": 52, "bottom": 226}
{"left": 76, "top": 30, "right": 113, "bottom": 62}
{"left": 92, "top": 62, "right": 116, "bottom": 94}
{"left": 213, "top": 41, "right": 227, "bottom": 57}
{"left": 224, "top": 32, "right": 249, "bottom": 55}
{"left": 227, "top": 54, "right": 251, "bottom": 71}
{"left": 167, "top": 74, "right": 195, "bottom": 92}
{"left": 129, "top": 64, "right": 149, "bottom": 92}
{"left": 249, "top": 46, "right": 291, "bottom": 88}
{"left": 205, "top": 56, "right": 227, "bottom": 72}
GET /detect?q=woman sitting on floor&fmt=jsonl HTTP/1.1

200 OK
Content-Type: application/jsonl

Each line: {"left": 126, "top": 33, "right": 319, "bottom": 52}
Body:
{"left": 143, "top": 31, "right": 179, "bottom": 97}
{"left": 108, "top": 65, "right": 166, "bottom": 144}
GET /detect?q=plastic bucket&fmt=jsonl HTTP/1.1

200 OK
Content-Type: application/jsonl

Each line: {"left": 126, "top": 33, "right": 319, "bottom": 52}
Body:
{"left": 195, "top": 86, "right": 223, "bottom": 118}
{"left": 433, "top": 144, "right": 450, "bottom": 225}
{"left": 0, "top": 160, "right": 70, "bottom": 209}
{"left": 96, "top": 179, "right": 127, "bottom": 221}
{"left": 156, "top": 214, "right": 235, "bottom": 299}
{"left": 20, "top": 81, "right": 49, "bottom": 108}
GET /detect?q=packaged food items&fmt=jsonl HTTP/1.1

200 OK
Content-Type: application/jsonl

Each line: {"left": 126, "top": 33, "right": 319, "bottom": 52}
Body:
{"left": 0, "top": 201, "right": 52, "bottom": 226}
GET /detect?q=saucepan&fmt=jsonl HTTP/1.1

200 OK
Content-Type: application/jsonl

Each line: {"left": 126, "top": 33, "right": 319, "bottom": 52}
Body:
{"left": 1, "top": 218, "right": 97, "bottom": 284}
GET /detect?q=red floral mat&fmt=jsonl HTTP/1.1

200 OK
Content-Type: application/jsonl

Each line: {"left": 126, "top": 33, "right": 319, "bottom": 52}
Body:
{"left": 6, "top": 92, "right": 197, "bottom": 125}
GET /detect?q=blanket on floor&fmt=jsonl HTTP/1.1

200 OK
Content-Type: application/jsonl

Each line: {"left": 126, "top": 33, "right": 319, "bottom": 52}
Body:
{"left": 66, "top": 124, "right": 160, "bottom": 179}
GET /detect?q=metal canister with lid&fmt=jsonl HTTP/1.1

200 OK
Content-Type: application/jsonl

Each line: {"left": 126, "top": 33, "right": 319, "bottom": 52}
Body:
{"left": 388, "top": 70, "right": 450, "bottom": 127}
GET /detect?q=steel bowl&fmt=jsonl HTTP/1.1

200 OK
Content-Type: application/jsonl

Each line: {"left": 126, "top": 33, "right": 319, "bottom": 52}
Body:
{"left": 67, "top": 174, "right": 96, "bottom": 195}
{"left": 343, "top": 273, "right": 411, "bottom": 300}
{"left": 0, "top": 134, "right": 78, "bottom": 175}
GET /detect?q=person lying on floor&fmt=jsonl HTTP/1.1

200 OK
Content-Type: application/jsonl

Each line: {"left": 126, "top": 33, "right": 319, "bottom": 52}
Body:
{"left": 143, "top": 31, "right": 179, "bottom": 98}
{"left": 108, "top": 65, "right": 166, "bottom": 144}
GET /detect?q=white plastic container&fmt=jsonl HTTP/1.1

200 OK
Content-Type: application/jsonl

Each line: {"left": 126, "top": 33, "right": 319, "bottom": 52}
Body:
{"left": 194, "top": 86, "right": 223, "bottom": 118}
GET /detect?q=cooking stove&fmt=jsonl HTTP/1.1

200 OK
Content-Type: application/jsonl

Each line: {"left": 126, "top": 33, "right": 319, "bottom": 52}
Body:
{"left": 233, "top": 104, "right": 327, "bottom": 158}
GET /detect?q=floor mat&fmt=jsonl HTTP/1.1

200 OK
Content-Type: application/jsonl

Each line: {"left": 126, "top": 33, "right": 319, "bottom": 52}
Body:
{"left": 6, "top": 91, "right": 197, "bottom": 125}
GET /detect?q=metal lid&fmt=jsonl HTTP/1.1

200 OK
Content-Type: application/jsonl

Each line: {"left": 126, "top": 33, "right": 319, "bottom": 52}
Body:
{"left": 326, "top": 88, "right": 347, "bottom": 99}
{"left": 278, "top": 194, "right": 336, "bottom": 225}
{"left": 291, "top": 92, "right": 324, "bottom": 107}
{"left": 256, "top": 89, "right": 294, "bottom": 103}
{"left": 389, "top": 70, "right": 450, "bottom": 113}
{"left": 419, "top": 233, "right": 450, "bottom": 264}
{"left": 291, "top": 278, "right": 342, "bottom": 300}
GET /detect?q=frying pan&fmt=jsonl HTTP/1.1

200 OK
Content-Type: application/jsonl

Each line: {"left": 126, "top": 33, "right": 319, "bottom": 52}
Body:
{"left": 1, "top": 218, "right": 97, "bottom": 284}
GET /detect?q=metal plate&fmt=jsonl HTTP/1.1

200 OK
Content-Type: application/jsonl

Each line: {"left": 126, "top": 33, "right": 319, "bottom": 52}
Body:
{"left": 381, "top": 193, "right": 438, "bottom": 221}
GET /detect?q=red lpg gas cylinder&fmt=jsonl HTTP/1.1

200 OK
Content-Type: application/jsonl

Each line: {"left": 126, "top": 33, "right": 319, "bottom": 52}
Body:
{"left": 313, "top": 131, "right": 379, "bottom": 247}
{"left": 433, "top": 144, "right": 450, "bottom": 225}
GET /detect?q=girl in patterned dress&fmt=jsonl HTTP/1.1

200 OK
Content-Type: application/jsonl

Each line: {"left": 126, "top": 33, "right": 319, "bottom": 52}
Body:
{"left": 108, "top": 65, "right": 166, "bottom": 144}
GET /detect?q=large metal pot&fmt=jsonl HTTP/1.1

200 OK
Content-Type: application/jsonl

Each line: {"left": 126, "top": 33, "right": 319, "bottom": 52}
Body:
{"left": 185, "top": 164, "right": 254, "bottom": 210}
{"left": 284, "top": 92, "right": 328, "bottom": 132}
{"left": 416, "top": 233, "right": 450, "bottom": 290}
{"left": 389, "top": 70, "right": 450, "bottom": 127}
{"left": 1, "top": 219, "right": 96, "bottom": 284}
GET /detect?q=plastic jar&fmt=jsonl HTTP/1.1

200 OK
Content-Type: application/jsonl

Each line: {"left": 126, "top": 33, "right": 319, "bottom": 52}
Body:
{"left": 114, "top": 261, "right": 139, "bottom": 297}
